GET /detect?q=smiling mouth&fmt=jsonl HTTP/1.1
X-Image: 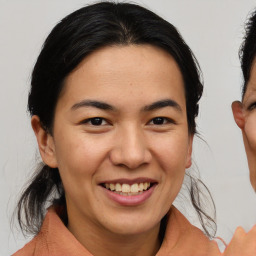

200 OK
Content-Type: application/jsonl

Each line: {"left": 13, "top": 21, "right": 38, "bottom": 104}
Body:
{"left": 101, "top": 182, "right": 154, "bottom": 196}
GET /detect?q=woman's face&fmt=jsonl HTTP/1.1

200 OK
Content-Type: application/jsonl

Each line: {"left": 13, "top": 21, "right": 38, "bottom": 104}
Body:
{"left": 232, "top": 59, "right": 256, "bottom": 190}
{"left": 36, "top": 45, "right": 193, "bottom": 237}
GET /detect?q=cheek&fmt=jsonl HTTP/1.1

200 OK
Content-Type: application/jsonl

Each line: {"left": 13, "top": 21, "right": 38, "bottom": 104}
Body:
{"left": 154, "top": 136, "right": 188, "bottom": 208}
{"left": 150, "top": 132, "right": 190, "bottom": 176}
{"left": 53, "top": 132, "right": 111, "bottom": 209}
{"left": 244, "top": 115, "right": 256, "bottom": 150}
{"left": 54, "top": 131, "right": 109, "bottom": 181}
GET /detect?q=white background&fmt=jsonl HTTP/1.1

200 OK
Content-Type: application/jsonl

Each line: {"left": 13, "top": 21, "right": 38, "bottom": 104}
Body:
{"left": 1, "top": 0, "right": 256, "bottom": 255}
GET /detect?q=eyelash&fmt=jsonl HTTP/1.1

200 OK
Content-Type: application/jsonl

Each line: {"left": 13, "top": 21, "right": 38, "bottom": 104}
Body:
{"left": 81, "top": 117, "right": 109, "bottom": 126}
{"left": 248, "top": 102, "right": 256, "bottom": 111}
{"left": 148, "top": 117, "right": 176, "bottom": 125}
{"left": 80, "top": 116, "right": 175, "bottom": 126}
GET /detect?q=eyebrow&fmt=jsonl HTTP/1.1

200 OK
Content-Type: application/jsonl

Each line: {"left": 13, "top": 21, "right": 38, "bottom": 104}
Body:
{"left": 71, "top": 99, "right": 182, "bottom": 112}
{"left": 71, "top": 100, "right": 116, "bottom": 111}
{"left": 142, "top": 99, "right": 182, "bottom": 112}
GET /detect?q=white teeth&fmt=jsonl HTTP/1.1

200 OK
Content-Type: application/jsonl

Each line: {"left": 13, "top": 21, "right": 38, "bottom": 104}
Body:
{"left": 138, "top": 183, "right": 144, "bottom": 192}
{"left": 122, "top": 184, "right": 130, "bottom": 193}
{"left": 110, "top": 184, "right": 115, "bottom": 191}
{"left": 104, "top": 182, "right": 152, "bottom": 194}
{"left": 131, "top": 183, "right": 139, "bottom": 193}
{"left": 116, "top": 183, "right": 122, "bottom": 192}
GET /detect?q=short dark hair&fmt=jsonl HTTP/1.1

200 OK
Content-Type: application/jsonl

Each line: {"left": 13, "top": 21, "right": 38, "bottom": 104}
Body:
{"left": 239, "top": 9, "right": 256, "bottom": 98}
{"left": 17, "top": 1, "right": 216, "bottom": 238}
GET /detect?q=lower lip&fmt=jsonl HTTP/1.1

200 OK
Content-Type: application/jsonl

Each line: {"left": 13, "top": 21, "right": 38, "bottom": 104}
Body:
{"left": 101, "top": 184, "right": 156, "bottom": 206}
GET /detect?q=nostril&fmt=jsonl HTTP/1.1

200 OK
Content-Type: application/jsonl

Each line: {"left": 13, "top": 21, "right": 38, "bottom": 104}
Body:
{"left": 109, "top": 137, "right": 152, "bottom": 169}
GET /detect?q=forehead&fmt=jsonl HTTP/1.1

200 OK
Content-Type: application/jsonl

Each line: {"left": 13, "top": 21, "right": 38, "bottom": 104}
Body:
{"left": 59, "top": 44, "right": 185, "bottom": 108}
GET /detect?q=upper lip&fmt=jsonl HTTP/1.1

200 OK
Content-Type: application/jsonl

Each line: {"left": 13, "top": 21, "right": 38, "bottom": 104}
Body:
{"left": 99, "top": 177, "right": 158, "bottom": 185}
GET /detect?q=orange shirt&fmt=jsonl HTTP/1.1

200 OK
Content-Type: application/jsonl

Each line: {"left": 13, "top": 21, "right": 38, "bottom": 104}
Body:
{"left": 13, "top": 206, "right": 220, "bottom": 256}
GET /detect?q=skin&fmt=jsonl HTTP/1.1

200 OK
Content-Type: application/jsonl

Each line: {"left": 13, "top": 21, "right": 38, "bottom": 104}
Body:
{"left": 230, "top": 59, "right": 256, "bottom": 255}
{"left": 232, "top": 59, "right": 256, "bottom": 190}
{"left": 223, "top": 225, "right": 256, "bottom": 256}
{"left": 31, "top": 45, "right": 193, "bottom": 256}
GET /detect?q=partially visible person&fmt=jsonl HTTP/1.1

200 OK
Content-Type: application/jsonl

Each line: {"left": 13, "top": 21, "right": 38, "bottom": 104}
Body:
{"left": 223, "top": 225, "right": 256, "bottom": 256}
{"left": 232, "top": 9, "right": 256, "bottom": 190}
{"left": 227, "top": 8, "right": 256, "bottom": 256}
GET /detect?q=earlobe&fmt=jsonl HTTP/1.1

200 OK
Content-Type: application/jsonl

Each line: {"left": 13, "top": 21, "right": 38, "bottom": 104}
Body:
{"left": 31, "top": 115, "right": 58, "bottom": 168}
{"left": 231, "top": 101, "right": 245, "bottom": 129}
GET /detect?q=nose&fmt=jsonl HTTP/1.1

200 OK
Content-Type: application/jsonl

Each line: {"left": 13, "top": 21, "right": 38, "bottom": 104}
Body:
{"left": 109, "top": 125, "right": 152, "bottom": 169}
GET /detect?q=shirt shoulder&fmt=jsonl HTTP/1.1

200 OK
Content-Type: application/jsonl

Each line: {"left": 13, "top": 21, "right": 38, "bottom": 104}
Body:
{"left": 12, "top": 238, "right": 37, "bottom": 256}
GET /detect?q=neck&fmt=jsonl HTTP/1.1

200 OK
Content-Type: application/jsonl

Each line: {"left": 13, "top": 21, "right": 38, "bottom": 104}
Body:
{"left": 67, "top": 214, "right": 161, "bottom": 256}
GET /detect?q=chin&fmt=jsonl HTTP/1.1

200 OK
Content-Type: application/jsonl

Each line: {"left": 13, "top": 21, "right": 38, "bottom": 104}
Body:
{"left": 102, "top": 214, "right": 161, "bottom": 236}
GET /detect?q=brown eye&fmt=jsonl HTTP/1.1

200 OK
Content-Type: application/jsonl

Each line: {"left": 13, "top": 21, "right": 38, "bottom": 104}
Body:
{"left": 149, "top": 117, "right": 175, "bottom": 125}
{"left": 90, "top": 118, "right": 103, "bottom": 125}
{"left": 152, "top": 117, "right": 165, "bottom": 125}
{"left": 81, "top": 117, "right": 108, "bottom": 126}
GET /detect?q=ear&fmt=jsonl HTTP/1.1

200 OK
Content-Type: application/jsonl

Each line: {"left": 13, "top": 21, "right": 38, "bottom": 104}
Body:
{"left": 31, "top": 115, "right": 58, "bottom": 168}
{"left": 232, "top": 101, "right": 245, "bottom": 129}
{"left": 186, "top": 134, "right": 194, "bottom": 168}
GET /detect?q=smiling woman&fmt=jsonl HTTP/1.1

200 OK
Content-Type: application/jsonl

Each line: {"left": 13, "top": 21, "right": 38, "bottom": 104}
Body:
{"left": 13, "top": 2, "right": 220, "bottom": 256}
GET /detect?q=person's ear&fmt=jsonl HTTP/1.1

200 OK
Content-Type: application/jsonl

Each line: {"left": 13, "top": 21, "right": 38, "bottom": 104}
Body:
{"left": 185, "top": 134, "right": 194, "bottom": 168}
{"left": 31, "top": 115, "right": 58, "bottom": 168}
{"left": 232, "top": 101, "right": 245, "bottom": 129}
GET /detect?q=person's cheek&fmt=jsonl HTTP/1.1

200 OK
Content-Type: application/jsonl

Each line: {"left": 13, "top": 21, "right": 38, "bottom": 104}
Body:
{"left": 244, "top": 115, "right": 256, "bottom": 150}
{"left": 243, "top": 115, "right": 256, "bottom": 190}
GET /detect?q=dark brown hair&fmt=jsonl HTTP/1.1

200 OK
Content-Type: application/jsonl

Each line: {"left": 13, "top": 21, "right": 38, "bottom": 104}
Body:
{"left": 240, "top": 8, "right": 256, "bottom": 98}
